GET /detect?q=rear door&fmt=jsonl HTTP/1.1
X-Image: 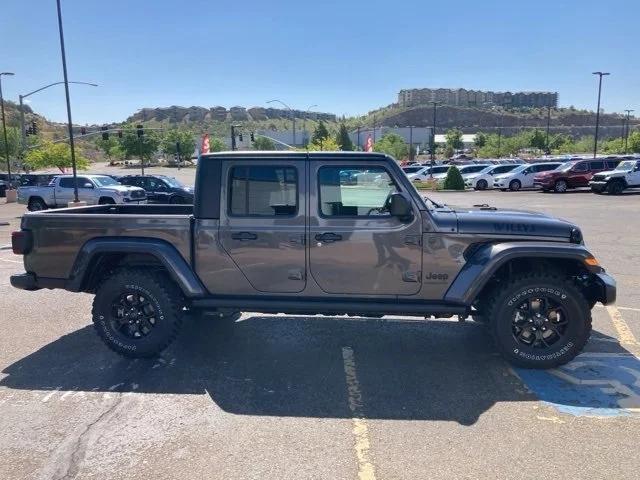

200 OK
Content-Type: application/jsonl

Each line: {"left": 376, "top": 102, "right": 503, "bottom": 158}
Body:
{"left": 218, "top": 160, "right": 306, "bottom": 293}
{"left": 309, "top": 161, "right": 423, "bottom": 296}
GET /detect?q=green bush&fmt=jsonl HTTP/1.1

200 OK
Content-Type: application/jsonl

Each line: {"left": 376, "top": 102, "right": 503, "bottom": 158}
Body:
{"left": 442, "top": 166, "right": 465, "bottom": 190}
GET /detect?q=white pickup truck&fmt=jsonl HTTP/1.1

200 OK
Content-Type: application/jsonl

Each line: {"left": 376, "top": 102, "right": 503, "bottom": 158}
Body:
{"left": 18, "top": 174, "right": 147, "bottom": 211}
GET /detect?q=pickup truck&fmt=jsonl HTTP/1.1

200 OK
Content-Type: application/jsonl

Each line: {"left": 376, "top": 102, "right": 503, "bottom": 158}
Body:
{"left": 10, "top": 151, "right": 616, "bottom": 369}
{"left": 18, "top": 174, "right": 147, "bottom": 211}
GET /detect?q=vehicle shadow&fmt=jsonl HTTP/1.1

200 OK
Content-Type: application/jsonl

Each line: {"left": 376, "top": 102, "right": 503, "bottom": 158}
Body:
{"left": 1, "top": 315, "right": 637, "bottom": 425}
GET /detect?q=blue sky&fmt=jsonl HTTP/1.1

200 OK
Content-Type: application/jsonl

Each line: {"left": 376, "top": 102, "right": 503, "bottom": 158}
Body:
{"left": 1, "top": 0, "right": 637, "bottom": 124}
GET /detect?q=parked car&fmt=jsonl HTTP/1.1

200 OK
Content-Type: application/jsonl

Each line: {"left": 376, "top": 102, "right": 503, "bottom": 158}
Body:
{"left": 534, "top": 159, "right": 620, "bottom": 192}
{"left": 464, "top": 164, "right": 520, "bottom": 190}
{"left": 18, "top": 174, "right": 147, "bottom": 211}
{"left": 10, "top": 151, "right": 615, "bottom": 369}
{"left": 0, "top": 173, "right": 20, "bottom": 194}
{"left": 0, "top": 179, "right": 6, "bottom": 197}
{"left": 408, "top": 165, "right": 451, "bottom": 182}
{"left": 457, "top": 164, "right": 493, "bottom": 181}
{"left": 493, "top": 162, "right": 563, "bottom": 191}
{"left": 590, "top": 160, "right": 640, "bottom": 194}
{"left": 119, "top": 174, "right": 194, "bottom": 204}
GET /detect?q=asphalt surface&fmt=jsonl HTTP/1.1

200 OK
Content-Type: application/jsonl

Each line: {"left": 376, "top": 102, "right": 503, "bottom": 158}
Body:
{"left": 1, "top": 175, "right": 640, "bottom": 480}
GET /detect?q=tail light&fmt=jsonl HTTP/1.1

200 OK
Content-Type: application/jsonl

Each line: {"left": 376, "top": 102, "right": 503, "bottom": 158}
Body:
{"left": 11, "top": 230, "right": 33, "bottom": 255}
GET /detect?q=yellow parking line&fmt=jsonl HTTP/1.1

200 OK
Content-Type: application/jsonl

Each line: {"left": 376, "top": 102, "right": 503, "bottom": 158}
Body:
{"left": 606, "top": 306, "right": 640, "bottom": 352}
{"left": 342, "top": 347, "right": 377, "bottom": 480}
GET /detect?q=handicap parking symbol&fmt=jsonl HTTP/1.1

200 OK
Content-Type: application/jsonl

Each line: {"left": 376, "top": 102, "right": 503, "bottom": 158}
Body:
{"left": 516, "top": 353, "right": 640, "bottom": 417}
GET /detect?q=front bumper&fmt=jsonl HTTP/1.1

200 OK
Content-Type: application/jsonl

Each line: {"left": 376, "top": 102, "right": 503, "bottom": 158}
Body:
{"left": 589, "top": 181, "right": 607, "bottom": 191}
{"left": 594, "top": 272, "right": 616, "bottom": 305}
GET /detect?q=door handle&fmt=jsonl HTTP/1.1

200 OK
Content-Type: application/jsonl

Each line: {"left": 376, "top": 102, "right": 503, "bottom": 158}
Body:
{"left": 315, "top": 232, "right": 342, "bottom": 243}
{"left": 231, "top": 232, "right": 258, "bottom": 241}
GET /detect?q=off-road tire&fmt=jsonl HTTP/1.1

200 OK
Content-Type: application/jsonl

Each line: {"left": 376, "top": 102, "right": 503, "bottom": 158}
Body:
{"left": 509, "top": 180, "right": 521, "bottom": 191}
{"left": 606, "top": 180, "right": 624, "bottom": 195}
{"left": 485, "top": 272, "right": 591, "bottom": 369}
{"left": 28, "top": 197, "right": 48, "bottom": 211}
{"left": 92, "top": 268, "right": 184, "bottom": 358}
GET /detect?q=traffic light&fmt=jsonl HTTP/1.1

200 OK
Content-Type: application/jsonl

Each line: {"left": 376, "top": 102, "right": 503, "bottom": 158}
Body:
{"left": 101, "top": 126, "right": 109, "bottom": 140}
{"left": 136, "top": 125, "right": 144, "bottom": 138}
{"left": 31, "top": 121, "right": 38, "bottom": 135}
{"left": 117, "top": 129, "right": 123, "bottom": 138}
{"left": 250, "top": 132, "right": 255, "bottom": 142}
{"left": 80, "top": 127, "right": 87, "bottom": 135}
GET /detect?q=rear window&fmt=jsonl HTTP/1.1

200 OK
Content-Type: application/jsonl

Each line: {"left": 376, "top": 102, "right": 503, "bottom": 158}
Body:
{"left": 229, "top": 166, "right": 297, "bottom": 216}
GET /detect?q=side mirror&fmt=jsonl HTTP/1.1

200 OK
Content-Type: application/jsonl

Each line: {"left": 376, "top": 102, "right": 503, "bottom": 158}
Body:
{"left": 82, "top": 182, "right": 93, "bottom": 189}
{"left": 389, "top": 192, "right": 413, "bottom": 221}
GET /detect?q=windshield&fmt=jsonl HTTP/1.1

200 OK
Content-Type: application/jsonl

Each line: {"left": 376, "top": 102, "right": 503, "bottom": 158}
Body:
{"left": 92, "top": 176, "right": 120, "bottom": 187}
{"left": 615, "top": 161, "right": 636, "bottom": 171}
{"left": 163, "top": 177, "right": 184, "bottom": 187}
{"left": 403, "top": 167, "right": 423, "bottom": 173}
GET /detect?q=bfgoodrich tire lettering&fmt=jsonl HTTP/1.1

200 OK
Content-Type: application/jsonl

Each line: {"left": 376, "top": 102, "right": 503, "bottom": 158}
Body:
{"left": 485, "top": 272, "right": 591, "bottom": 369}
{"left": 92, "top": 268, "right": 184, "bottom": 358}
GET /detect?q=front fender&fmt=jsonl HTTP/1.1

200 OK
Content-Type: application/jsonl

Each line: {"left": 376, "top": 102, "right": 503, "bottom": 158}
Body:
{"left": 443, "top": 241, "right": 604, "bottom": 305}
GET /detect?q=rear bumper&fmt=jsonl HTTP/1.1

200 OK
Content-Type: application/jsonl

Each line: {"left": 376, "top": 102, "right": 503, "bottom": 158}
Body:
{"left": 10, "top": 273, "right": 66, "bottom": 291}
{"left": 594, "top": 272, "right": 616, "bottom": 305}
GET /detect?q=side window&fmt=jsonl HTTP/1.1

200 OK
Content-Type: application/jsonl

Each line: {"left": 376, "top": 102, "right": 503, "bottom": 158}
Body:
{"left": 146, "top": 178, "right": 161, "bottom": 190}
{"left": 120, "top": 177, "right": 136, "bottom": 186}
{"left": 589, "top": 161, "right": 604, "bottom": 170}
{"left": 58, "top": 177, "right": 75, "bottom": 188}
{"left": 606, "top": 161, "right": 618, "bottom": 169}
{"left": 78, "top": 177, "right": 93, "bottom": 188}
{"left": 229, "top": 165, "right": 297, "bottom": 216}
{"left": 319, "top": 166, "right": 398, "bottom": 217}
{"left": 572, "top": 162, "right": 588, "bottom": 172}
{"left": 536, "top": 164, "right": 553, "bottom": 172}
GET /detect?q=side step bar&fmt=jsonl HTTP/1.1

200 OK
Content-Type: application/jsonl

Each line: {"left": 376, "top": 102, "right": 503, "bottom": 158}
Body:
{"left": 190, "top": 296, "right": 468, "bottom": 317}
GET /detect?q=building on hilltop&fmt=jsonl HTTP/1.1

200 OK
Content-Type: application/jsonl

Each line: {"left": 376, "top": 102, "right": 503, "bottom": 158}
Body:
{"left": 398, "top": 88, "right": 558, "bottom": 109}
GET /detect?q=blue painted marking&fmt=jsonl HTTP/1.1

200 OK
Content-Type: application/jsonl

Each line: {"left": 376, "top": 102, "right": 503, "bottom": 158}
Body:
{"left": 516, "top": 354, "right": 640, "bottom": 417}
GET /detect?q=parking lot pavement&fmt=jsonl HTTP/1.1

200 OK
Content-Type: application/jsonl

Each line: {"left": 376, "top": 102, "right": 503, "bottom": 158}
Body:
{"left": 1, "top": 187, "right": 640, "bottom": 479}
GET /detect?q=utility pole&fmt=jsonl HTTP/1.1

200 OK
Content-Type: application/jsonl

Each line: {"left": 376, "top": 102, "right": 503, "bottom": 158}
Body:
{"left": 623, "top": 109, "right": 634, "bottom": 153}
{"left": 430, "top": 102, "right": 438, "bottom": 173}
{"left": 0, "top": 72, "right": 15, "bottom": 197}
{"left": 56, "top": 0, "right": 80, "bottom": 203}
{"left": 356, "top": 126, "right": 361, "bottom": 151}
{"left": 231, "top": 125, "right": 238, "bottom": 151}
{"left": 373, "top": 115, "right": 376, "bottom": 143}
{"left": 592, "top": 71, "right": 610, "bottom": 158}
{"left": 545, "top": 106, "right": 551, "bottom": 154}
{"left": 408, "top": 126, "right": 414, "bottom": 161}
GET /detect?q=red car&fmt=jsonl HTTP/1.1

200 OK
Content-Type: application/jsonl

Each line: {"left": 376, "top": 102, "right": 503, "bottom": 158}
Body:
{"left": 533, "top": 158, "right": 620, "bottom": 192}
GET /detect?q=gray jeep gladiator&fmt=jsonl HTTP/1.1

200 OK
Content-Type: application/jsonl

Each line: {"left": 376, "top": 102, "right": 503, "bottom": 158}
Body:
{"left": 10, "top": 152, "right": 616, "bottom": 369}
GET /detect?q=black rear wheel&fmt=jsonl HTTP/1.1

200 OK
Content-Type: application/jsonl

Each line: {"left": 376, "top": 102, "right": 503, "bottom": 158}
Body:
{"left": 485, "top": 272, "right": 591, "bottom": 369}
{"left": 92, "top": 269, "right": 184, "bottom": 358}
{"left": 28, "top": 197, "right": 48, "bottom": 211}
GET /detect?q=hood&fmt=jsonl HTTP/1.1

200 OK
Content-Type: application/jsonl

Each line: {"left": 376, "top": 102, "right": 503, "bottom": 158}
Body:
{"left": 450, "top": 205, "right": 578, "bottom": 239}
{"left": 592, "top": 169, "right": 623, "bottom": 178}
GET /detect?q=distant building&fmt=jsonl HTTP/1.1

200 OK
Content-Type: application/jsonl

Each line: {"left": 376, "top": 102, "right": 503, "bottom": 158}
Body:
{"left": 398, "top": 88, "right": 558, "bottom": 109}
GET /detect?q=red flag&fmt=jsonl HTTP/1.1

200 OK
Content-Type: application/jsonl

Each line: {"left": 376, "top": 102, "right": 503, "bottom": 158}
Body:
{"left": 201, "top": 133, "right": 210, "bottom": 154}
{"left": 365, "top": 135, "right": 373, "bottom": 152}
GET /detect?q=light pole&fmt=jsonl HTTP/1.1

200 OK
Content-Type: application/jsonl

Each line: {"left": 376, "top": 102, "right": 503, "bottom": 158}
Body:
{"left": 268, "top": 99, "right": 295, "bottom": 146}
{"left": 0, "top": 72, "right": 15, "bottom": 197}
{"left": 408, "top": 125, "right": 414, "bottom": 162}
{"left": 56, "top": 0, "right": 81, "bottom": 204}
{"left": 623, "top": 109, "right": 634, "bottom": 153}
{"left": 592, "top": 71, "right": 610, "bottom": 158}
{"left": 302, "top": 104, "right": 317, "bottom": 146}
{"left": 430, "top": 102, "right": 438, "bottom": 169}
{"left": 19, "top": 81, "right": 97, "bottom": 149}
{"left": 545, "top": 106, "right": 551, "bottom": 154}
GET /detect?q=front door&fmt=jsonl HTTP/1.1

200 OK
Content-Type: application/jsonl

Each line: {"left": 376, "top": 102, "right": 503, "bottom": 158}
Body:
{"left": 218, "top": 160, "right": 306, "bottom": 293}
{"left": 309, "top": 162, "right": 423, "bottom": 296}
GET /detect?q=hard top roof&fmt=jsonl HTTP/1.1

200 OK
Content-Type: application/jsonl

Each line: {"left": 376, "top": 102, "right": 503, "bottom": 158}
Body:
{"left": 200, "top": 151, "right": 391, "bottom": 161}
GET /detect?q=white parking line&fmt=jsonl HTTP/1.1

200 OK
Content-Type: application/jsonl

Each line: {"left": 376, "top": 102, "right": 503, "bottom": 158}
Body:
{"left": 342, "top": 346, "right": 377, "bottom": 480}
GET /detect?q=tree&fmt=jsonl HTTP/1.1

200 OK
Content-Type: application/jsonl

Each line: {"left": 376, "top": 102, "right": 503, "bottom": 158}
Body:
{"left": 311, "top": 120, "right": 330, "bottom": 148}
{"left": 161, "top": 129, "right": 196, "bottom": 160}
{"left": 528, "top": 129, "right": 547, "bottom": 150}
{"left": 0, "top": 126, "right": 21, "bottom": 163}
{"left": 253, "top": 136, "right": 276, "bottom": 150}
{"left": 373, "top": 133, "right": 408, "bottom": 160}
{"left": 474, "top": 132, "right": 487, "bottom": 149}
{"left": 118, "top": 124, "right": 161, "bottom": 162}
{"left": 208, "top": 137, "right": 226, "bottom": 152}
{"left": 24, "top": 141, "right": 90, "bottom": 173}
{"left": 445, "top": 128, "right": 464, "bottom": 151}
{"left": 628, "top": 130, "right": 640, "bottom": 153}
{"left": 95, "top": 136, "right": 123, "bottom": 164}
{"left": 442, "top": 165, "right": 465, "bottom": 190}
{"left": 307, "top": 136, "right": 341, "bottom": 151}
{"left": 336, "top": 124, "right": 353, "bottom": 151}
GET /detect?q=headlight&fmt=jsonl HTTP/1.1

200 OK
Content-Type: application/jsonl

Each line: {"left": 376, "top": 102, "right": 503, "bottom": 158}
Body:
{"left": 570, "top": 228, "right": 583, "bottom": 244}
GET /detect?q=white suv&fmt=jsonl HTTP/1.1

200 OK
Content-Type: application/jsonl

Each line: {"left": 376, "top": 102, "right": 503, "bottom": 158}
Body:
{"left": 493, "top": 162, "right": 562, "bottom": 191}
{"left": 406, "top": 165, "right": 450, "bottom": 182}
{"left": 465, "top": 164, "right": 520, "bottom": 190}
{"left": 590, "top": 160, "right": 640, "bottom": 194}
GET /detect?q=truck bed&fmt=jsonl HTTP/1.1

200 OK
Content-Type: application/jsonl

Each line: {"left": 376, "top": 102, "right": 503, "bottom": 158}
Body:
{"left": 20, "top": 204, "right": 194, "bottom": 281}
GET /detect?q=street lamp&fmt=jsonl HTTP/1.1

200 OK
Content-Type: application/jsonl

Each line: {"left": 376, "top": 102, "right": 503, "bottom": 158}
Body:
{"left": 19, "top": 81, "right": 97, "bottom": 149}
{"left": 430, "top": 101, "right": 438, "bottom": 176}
{"left": 267, "top": 99, "right": 295, "bottom": 146}
{"left": 623, "top": 109, "right": 634, "bottom": 153}
{"left": 592, "top": 71, "right": 610, "bottom": 158}
{"left": 302, "top": 104, "right": 317, "bottom": 146}
{"left": 545, "top": 106, "right": 552, "bottom": 154}
{"left": 0, "top": 72, "right": 15, "bottom": 198}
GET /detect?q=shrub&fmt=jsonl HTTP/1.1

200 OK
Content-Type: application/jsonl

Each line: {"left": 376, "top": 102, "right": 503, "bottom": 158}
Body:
{"left": 442, "top": 166, "right": 465, "bottom": 190}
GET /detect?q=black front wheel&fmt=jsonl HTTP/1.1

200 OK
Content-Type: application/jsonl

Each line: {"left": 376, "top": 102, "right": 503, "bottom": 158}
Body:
{"left": 485, "top": 272, "right": 591, "bottom": 369}
{"left": 606, "top": 180, "right": 624, "bottom": 195}
{"left": 92, "top": 269, "right": 184, "bottom": 358}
